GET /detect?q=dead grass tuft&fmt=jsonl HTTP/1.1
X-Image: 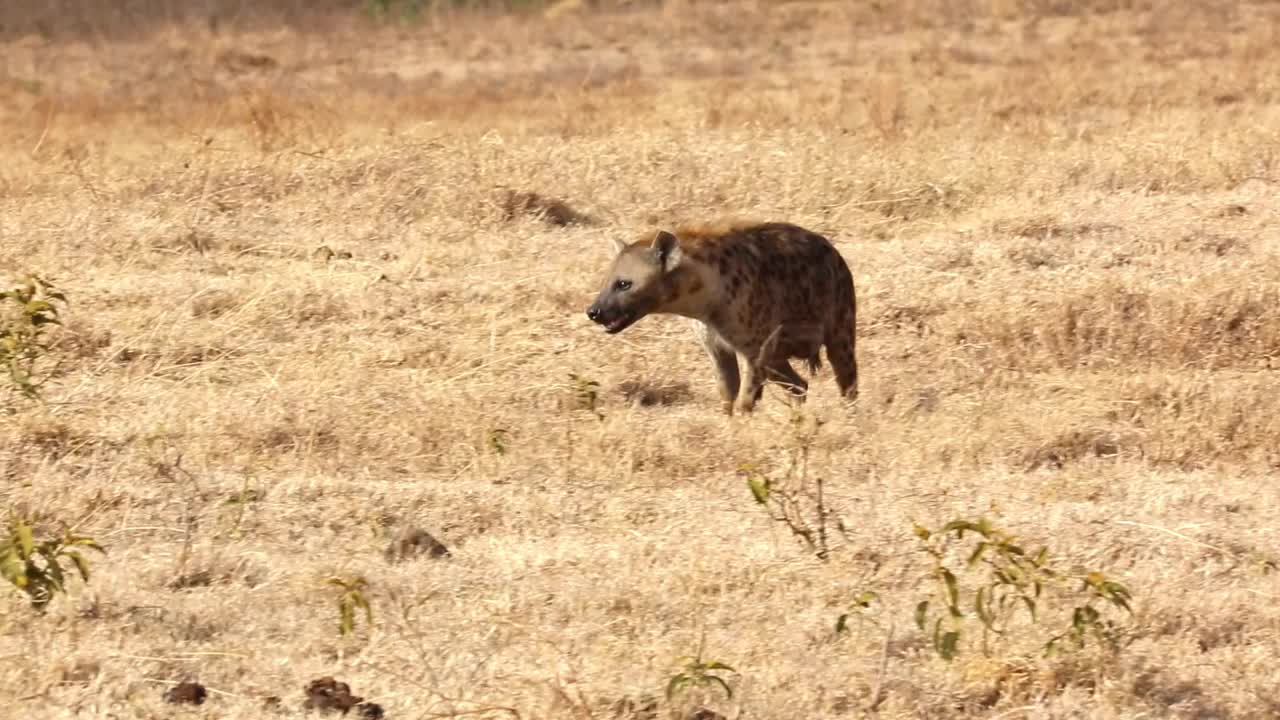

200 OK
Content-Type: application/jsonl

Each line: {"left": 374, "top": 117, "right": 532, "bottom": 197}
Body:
{"left": 948, "top": 283, "right": 1280, "bottom": 371}
{"left": 50, "top": 318, "right": 112, "bottom": 359}
{"left": 216, "top": 49, "right": 280, "bottom": 74}
{"left": 1004, "top": 239, "right": 1065, "bottom": 269}
{"left": 616, "top": 378, "right": 695, "bottom": 407}
{"left": 189, "top": 290, "right": 240, "bottom": 319}
{"left": 1022, "top": 427, "right": 1126, "bottom": 471}
{"left": 384, "top": 526, "right": 451, "bottom": 562}
{"left": 499, "top": 189, "right": 596, "bottom": 226}
{"left": 1177, "top": 231, "right": 1240, "bottom": 256}
{"left": 994, "top": 216, "right": 1121, "bottom": 239}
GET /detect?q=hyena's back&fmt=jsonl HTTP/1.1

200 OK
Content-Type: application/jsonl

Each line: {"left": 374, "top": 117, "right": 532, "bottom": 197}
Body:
{"left": 678, "top": 221, "right": 857, "bottom": 363}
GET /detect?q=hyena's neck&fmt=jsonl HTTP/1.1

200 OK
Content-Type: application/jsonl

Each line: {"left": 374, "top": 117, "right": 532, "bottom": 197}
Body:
{"left": 656, "top": 263, "right": 719, "bottom": 322}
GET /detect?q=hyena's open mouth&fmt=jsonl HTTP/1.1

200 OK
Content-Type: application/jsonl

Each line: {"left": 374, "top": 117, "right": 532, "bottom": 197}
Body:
{"left": 603, "top": 310, "right": 637, "bottom": 334}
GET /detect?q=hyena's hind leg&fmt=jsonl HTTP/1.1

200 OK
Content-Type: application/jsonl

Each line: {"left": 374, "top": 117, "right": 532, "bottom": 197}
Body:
{"left": 766, "top": 359, "right": 809, "bottom": 406}
{"left": 825, "top": 321, "right": 859, "bottom": 403}
{"left": 766, "top": 323, "right": 821, "bottom": 406}
{"left": 825, "top": 265, "right": 860, "bottom": 403}
{"left": 695, "top": 322, "right": 741, "bottom": 416}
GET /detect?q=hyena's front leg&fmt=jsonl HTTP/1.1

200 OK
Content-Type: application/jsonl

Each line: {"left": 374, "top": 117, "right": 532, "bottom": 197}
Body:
{"left": 696, "top": 322, "right": 740, "bottom": 416}
{"left": 736, "top": 325, "right": 783, "bottom": 415}
{"left": 736, "top": 360, "right": 765, "bottom": 414}
{"left": 706, "top": 345, "right": 741, "bottom": 417}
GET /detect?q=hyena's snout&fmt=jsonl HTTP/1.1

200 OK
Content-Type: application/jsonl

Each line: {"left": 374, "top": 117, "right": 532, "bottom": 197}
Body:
{"left": 585, "top": 298, "right": 639, "bottom": 334}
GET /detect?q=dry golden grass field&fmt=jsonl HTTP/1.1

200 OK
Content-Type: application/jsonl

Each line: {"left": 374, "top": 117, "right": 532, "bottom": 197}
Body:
{"left": 3, "top": 0, "right": 1280, "bottom": 717}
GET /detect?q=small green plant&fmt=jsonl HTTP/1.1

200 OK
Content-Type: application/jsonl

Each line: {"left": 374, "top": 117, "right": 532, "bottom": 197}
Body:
{"left": 486, "top": 428, "right": 509, "bottom": 456}
{"left": 665, "top": 653, "right": 736, "bottom": 703}
{"left": 567, "top": 373, "right": 604, "bottom": 420}
{"left": 0, "top": 515, "right": 105, "bottom": 610}
{"left": 561, "top": 373, "right": 603, "bottom": 484}
{"left": 1, "top": 274, "right": 67, "bottom": 400}
{"left": 835, "top": 590, "right": 880, "bottom": 635}
{"left": 740, "top": 409, "right": 850, "bottom": 561}
{"left": 911, "top": 517, "right": 1134, "bottom": 661}
{"left": 328, "top": 576, "right": 374, "bottom": 636}
{"left": 1253, "top": 551, "right": 1279, "bottom": 575}
{"left": 223, "top": 476, "right": 264, "bottom": 536}
{"left": 1045, "top": 570, "right": 1134, "bottom": 655}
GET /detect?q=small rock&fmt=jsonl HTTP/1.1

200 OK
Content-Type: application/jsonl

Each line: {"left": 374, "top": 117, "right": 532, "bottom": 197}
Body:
{"left": 163, "top": 680, "right": 208, "bottom": 705}
{"left": 385, "top": 527, "right": 450, "bottom": 563}
{"left": 356, "top": 702, "right": 386, "bottom": 719}
{"left": 303, "top": 676, "right": 362, "bottom": 713}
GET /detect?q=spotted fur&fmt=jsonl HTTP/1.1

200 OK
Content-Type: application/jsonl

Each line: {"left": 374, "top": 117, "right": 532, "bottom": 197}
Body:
{"left": 586, "top": 220, "right": 859, "bottom": 415}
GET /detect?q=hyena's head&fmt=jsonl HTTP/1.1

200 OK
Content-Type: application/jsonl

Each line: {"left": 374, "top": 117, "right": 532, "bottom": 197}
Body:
{"left": 586, "top": 230, "right": 682, "bottom": 334}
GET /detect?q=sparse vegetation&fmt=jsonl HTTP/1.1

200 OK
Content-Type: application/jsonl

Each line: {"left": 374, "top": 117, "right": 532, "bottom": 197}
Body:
{"left": 740, "top": 411, "right": 850, "bottom": 561}
{"left": 0, "top": 275, "right": 67, "bottom": 401}
{"left": 910, "top": 517, "right": 1134, "bottom": 661}
{"left": 0, "top": 515, "right": 105, "bottom": 611}
{"left": 665, "top": 638, "right": 737, "bottom": 711}
{"left": 328, "top": 576, "right": 374, "bottom": 637}
{"left": 2, "top": 0, "right": 1279, "bottom": 717}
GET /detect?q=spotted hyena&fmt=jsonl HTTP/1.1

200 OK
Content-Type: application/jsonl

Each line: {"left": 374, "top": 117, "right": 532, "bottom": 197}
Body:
{"left": 585, "top": 221, "right": 858, "bottom": 415}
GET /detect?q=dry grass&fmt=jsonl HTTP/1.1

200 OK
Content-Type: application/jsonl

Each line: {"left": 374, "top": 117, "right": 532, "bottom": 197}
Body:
{"left": 3, "top": 0, "right": 1280, "bottom": 717}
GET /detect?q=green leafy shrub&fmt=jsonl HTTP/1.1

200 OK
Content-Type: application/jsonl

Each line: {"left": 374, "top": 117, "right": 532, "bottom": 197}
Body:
{"left": 666, "top": 654, "right": 735, "bottom": 703}
{"left": 1, "top": 274, "right": 67, "bottom": 400}
{"left": 911, "top": 517, "right": 1133, "bottom": 660}
{"left": 1, "top": 515, "right": 106, "bottom": 610}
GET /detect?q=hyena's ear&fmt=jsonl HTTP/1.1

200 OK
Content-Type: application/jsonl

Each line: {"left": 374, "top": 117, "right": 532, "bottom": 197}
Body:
{"left": 651, "top": 230, "right": 682, "bottom": 271}
{"left": 610, "top": 237, "right": 629, "bottom": 256}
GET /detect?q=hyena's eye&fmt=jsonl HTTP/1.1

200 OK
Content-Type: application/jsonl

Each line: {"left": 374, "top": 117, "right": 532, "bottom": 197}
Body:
{"left": 614, "top": 280, "right": 632, "bottom": 292}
